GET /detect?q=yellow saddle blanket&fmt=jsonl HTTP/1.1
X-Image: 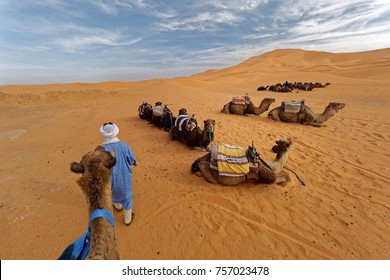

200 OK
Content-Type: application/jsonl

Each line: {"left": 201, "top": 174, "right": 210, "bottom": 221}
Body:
{"left": 212, "top": 144, "right": 250, "bottom": 177}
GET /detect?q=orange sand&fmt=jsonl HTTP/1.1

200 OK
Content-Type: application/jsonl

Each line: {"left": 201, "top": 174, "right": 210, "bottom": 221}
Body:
{"left": 0, "top": 48, "right": 389, "bottom": 260}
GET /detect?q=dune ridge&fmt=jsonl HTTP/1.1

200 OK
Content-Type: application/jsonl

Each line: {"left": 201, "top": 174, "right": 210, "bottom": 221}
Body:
{"left": 0, "top": 48, "right": 389, "bottom": 260}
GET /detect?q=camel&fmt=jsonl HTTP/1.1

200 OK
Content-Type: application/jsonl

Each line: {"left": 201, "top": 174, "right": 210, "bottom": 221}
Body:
{"left": 138, "top": 102, "right": 153, "bottom": 120}
{"left": 169, "top": 118, "right": 215, "bottom": 151}
{"left": 257, "top": 85, "right": 269, "bottom": 91}
{"left": 268, "top": 101, "right": 345, "bottom": 127}
{"left": 150, "top": 104, "right": 175, "bottom": 131}
{"left": 191, "top": 139, "right": 292, "bottom": 186}
{"left": 66, "top": 146, "right": 119, "bottom": 260}
{"left": 221, "top": 97, "right": 275, "bottom": 116}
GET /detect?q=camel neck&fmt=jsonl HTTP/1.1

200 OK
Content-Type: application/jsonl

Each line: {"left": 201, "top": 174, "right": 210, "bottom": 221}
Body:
{"left": 89, "top": 208, "right": 115, "bottom": 229}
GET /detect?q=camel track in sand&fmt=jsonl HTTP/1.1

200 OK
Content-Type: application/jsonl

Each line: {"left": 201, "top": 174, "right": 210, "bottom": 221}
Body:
{"left": 137, "top": 190, "right": 338, "bottom": 259}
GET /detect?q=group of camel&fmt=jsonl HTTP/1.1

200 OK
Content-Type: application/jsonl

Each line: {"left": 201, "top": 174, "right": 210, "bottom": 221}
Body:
{"left": 63, "top": 94, "right": 345, "bottom": 260}
{"left": 138, "top": 101, "right": 216, "bottom": 151}
{"left": 222, "top": 96, "right": 345, "bottom": 127}
{"left": 257, "top": 81, "right": 331, "bottom": 92}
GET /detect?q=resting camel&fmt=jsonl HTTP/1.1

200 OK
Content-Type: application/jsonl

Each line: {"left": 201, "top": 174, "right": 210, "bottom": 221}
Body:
{"left": 221, "top": 98, "right": 275, "bottom": 116}
{"left": 138, "top": 102, "right": 153, "bottom": 120}
{"left": 268, "top": 102, "right": 345, "bottom": 127}
{"left": 170, "top": 118, "right": 215, "bottom": 151}
{"left": 150, "top": 104, "right": 175, "bottom": 131}
{"left": 68, "top": 146, "right": 119, "bottom": 260}
{"left": 191, "top": 139, "right": 292, "bottom": 186}
{"left": 257, "top": 85, "right": 269, "bottom": 91}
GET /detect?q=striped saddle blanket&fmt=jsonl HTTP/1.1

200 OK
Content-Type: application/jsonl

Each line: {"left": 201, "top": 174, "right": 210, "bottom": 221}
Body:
{"left": 231, "top": 96, "right": 250, "bottom": 105}
{"left": 210, "top": 144, "right": 250, "bottom": 177}
{"left": 174, "top": 115, "right": 196, "bottom": 132}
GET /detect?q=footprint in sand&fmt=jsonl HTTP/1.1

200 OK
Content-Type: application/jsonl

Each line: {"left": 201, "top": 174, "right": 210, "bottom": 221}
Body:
{"left": 0, "top": 129, "right": 26, "bottom": 140}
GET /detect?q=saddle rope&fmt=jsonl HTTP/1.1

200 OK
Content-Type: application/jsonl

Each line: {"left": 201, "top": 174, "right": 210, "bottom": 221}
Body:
{"left": 283, "top": 166, "right": 306, "bottom": 186}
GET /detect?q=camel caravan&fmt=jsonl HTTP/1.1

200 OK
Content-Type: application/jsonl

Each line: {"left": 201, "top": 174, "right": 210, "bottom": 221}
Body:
{"left": 138, "top": 101, "right": 216, "bottom": 151}
{"left": 257, "top": 81, "right": 331, "bottom": 92}
{"left": 138, "top": 101, "right": 176, "bottom": 131}
{"left": 221, "top": 92, "right": 345, "bottom": 126}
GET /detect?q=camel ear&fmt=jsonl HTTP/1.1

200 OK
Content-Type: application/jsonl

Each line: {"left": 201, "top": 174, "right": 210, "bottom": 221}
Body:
{"left": 70, "top": 162, "right": 84, "bottom": 173}
{"left": 212, "top": 119, "right": 216, "bottom": 125}
{"left": 104, "top": 157, "right": 116, "bottom": 169}
{"left": 95, "top": 146, "right": 105, "bottom": 152}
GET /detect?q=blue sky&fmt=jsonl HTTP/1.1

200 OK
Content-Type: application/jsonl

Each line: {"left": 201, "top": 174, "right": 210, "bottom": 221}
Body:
{"left": 1, "top": 0, "right": 390, "bottom": 85}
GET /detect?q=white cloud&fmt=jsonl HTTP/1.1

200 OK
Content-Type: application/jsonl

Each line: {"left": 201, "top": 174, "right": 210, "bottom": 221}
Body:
{"left": 55, "top": 35, "right": 143, "bottom": 52}
{"left": 88, "top": 0, "right": 153, "bottom": 15}
{"left": 199, "top": 0, "right": 268, "bottom": 11}
{"left": 158, "top": 11, "right": 243, "bottom": 31}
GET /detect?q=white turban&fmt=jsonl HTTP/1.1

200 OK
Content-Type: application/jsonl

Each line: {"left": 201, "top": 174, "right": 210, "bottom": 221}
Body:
{"left": 100, "top": 122, "right": 120, "bottom": 145}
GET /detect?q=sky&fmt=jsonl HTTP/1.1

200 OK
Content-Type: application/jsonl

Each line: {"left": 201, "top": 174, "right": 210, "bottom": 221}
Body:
{"left": 1, "top": 0, "right": 390, "bottom": 85}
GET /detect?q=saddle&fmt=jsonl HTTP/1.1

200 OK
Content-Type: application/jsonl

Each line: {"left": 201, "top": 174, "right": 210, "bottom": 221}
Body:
{"left": 210, "top": 143, "right": 250, "bottom": 177}
{"left": 281, "top": 100, "right": 305, "bottom": 113}
{"left": 152, "top": 105, "right": 165, "bottom": 116}
{"left": 231, "top": 95, "right": 251, "bottom": 105}
{"left": 138, "top": 102, "right": 152, "bottom": 117}
{"left": 174, "top": 115, "right": 197, "bottom": 132}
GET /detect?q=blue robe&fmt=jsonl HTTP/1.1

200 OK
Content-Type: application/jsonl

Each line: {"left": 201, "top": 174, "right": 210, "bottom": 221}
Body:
{"left": 103, "top": 142, "right": 136, "bottom": 210}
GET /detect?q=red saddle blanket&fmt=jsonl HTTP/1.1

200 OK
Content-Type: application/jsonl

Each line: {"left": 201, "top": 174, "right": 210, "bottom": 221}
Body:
{"left": 231, "top": 96, "right": 250, "bottom": 105}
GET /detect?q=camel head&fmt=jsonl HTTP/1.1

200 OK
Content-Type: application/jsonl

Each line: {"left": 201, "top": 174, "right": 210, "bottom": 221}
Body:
{"left": 260, "top": 98, "right": 276, "bottom": 110}
{"left": 70, "top": 146, "right": 116, "bottom": 197}
{"left": 70, "top": 146, "right": 116, "bottom": 176}
{"left": 272, "top": 138, "right": 292, "bottom": 153}
{"left": 204, "top": 119, "right": 215, "bottom": 133}
{"left": 327, "top": 102, "right": 345, "bottom": 112}
{"left": 178, "top": 108, "right": 187, "bottom": 115}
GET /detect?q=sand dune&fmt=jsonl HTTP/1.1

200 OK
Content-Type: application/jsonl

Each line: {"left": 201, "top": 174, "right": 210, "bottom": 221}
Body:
{"left": 0, "top": 48, "right": 389, "bottom": 260}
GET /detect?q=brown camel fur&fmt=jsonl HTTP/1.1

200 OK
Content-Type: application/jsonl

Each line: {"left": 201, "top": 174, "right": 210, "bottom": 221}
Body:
{"left": 191, "top": 139, "right": 292, "bottom": 186}
{"left": 268, "top": 102, "right": 345, "bottom": 127}
{"left": 70, "top": 146, "right": 120, "bottom": 260}
{"left": 169, "top": 119, "right": 215, "bottom": 152}
{"left": 221, "top": 98, "right": 275, "bottom": 116}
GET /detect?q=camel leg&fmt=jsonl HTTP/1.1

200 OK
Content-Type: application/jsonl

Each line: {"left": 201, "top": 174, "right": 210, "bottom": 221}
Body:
{"left": 169, "top": 127, "right": 175, "bottom": 140}
{"left": 190, "top": 146, "right": 207, "bottom": 152}
{"left": 221, "top": 103, "right": 230, "bottom": 114}
{"left": 303, "top": 122, "right": 323, "bottom": 127}
{"left": 274, "top": 174, "right": 291, "bottom": 185}
{"left": 269, "top": 110, "right": 282, "bottom": 121}
{"left": 198, "top": 161, "right": 219, "bottom": 184}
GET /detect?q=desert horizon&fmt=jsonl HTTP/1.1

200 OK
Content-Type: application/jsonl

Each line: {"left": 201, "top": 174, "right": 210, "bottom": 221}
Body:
{"left": 1, "top": 48, "right": 390, "bottom": 260}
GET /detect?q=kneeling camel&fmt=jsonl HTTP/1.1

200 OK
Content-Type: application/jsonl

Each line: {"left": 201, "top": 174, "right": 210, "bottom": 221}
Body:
{"left": 221, "top": 98, "right": 275, "bottom": 116}
{"left": 191, "top": 139, "right": 292, "bottom": 186}
{"left": 268, "top": 102, "right": 345, "bottom": 127}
